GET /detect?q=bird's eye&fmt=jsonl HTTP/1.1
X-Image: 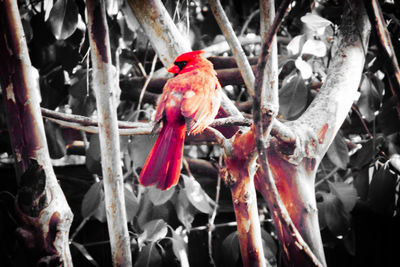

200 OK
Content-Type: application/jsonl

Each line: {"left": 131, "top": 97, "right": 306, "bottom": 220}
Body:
{"left": 174, "top": 61, "right": 187, "bottom": 71}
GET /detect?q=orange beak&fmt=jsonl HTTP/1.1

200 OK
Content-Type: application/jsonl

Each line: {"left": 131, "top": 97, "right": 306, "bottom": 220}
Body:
{"left": 167, "top": 64, "right": 180, "bottom": 74}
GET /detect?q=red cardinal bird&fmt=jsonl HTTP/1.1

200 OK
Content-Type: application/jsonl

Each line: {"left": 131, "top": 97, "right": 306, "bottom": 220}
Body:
{"left": 138, "top": 51, "right": 222, "bottom": 190}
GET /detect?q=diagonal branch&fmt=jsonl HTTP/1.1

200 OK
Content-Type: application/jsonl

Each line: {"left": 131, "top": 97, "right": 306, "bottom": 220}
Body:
{"left": 208, "top": 0, "right": 255, "bottom": 96}
{"left": 364, "top": 0, "right": 400, "bottom": 116}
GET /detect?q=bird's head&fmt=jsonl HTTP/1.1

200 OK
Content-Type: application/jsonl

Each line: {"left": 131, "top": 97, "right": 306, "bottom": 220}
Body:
{"left": 167, "top": 51, "right": 208, "bottom": 74}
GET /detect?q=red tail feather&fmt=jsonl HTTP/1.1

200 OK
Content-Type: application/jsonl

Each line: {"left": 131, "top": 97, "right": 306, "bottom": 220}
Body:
{"left": 138, "top": 122, "right": 186, "bottom": 190}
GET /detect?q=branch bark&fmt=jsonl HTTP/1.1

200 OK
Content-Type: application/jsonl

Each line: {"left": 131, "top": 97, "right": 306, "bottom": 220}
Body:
{"left": 127, "top": 0, "right": 191, "bottom": 66}
{"left": 253, "top": 1, "right": 370, "bottom": 266}
{"left": 208, "top": 0, "right": 255, "bottom": 96}
{"left": 0, "top": 0, "right": 73, "bottom": 265}
{"left": 87, "top": 0, "right": 132, "bottom": 266}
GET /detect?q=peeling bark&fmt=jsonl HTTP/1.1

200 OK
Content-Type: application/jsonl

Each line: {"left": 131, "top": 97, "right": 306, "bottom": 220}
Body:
{"left": 223, "top": 127, "right": 266, "bottom": 267}
{"left": 254, "top": 1, "right": 370, "bottom": 266}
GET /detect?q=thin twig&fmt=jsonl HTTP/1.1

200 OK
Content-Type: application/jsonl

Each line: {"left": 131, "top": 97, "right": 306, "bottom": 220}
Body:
{"left": 137, "top": 54, "right": 158, "bottom": 114}
{"left": 207, "top": 155, "right": 222, "bottom": 267}
{"left": 314, "top": 166, "right": 340, "bottom": 188}
{"left": 364, "top": 0, "right": 400, "bottom": 116}
{"left": 351, "top": 105, "right": 373, "bottom": 138}
{"left": 240, "top": 9, "right": 260, "bottom": 37}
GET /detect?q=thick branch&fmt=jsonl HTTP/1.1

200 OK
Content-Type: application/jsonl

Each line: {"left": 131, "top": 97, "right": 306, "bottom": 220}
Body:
{"left": 87, "top": 0, "right": 132, "bottom": 266}
{"left": 120, "top": 66, "right": 257, "bottom": 99}
{"left": 0, "top": 0, "right": 73, "bottom": 265}
{"left": 297, "top": 1, "right": 371, "bottom": 155}
{"left": 127, "top": 0, "right": 190, "bottom": 66}
{"left": 251, "top": 0, "right": 324, "bottom": 266}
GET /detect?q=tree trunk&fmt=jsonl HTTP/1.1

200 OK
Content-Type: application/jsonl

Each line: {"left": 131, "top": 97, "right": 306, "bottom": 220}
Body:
{"left": 0, "top": 0, "right": 73, "bottom": 265}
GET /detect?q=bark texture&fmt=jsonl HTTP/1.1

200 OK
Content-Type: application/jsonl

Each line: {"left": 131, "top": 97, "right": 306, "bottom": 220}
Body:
{"left": 87, "top": 0, "right": 132, "bottom": 266}
{"left": 0, "top": 0, "right": 73, "bottom": 265}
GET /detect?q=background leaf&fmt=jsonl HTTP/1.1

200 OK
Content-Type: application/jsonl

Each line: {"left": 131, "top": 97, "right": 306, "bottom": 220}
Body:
{"left": 71, "top": 242, "right": 100, "bottom": 267}
{"left": 124, "top": 186, "right": 139, "bottom": 221}
{"left": 47, "top": 0, "right": 78, "bottom": 40}
{"left": 171, "top": 229, "right": 189, "bottom": 267}
{"left": 133, "top": 242, "right": 162, "bottom": 267}
{"left": 221, "top": 231, "right": 240, "bottom": 267}
{"left": 182, "top": 174, "right": 214, "bottom": 214}
{"left": 367, "top": 166, "right": 397, "bottom": 216}
{"left": 328, "top": 181, "right": 358, "bottom": 213}
{"left": 301, "top": 13, "right": 332, "bottom": 32}
{"left": 317, "top": 191, "right": 350, "bottom": 236}
{"left": 279, "top": 74, "right": 308, "bottom": 120}
{"left": 327, "top": 131, "right": 349, "bottom": 169}
{"left": 138, "top": 219, "right": 168, "bottom": 247}
{"left": 148, "top": 186, "right": 175, "bottom": 206}
{"left": 81, "top": 181, "right": 103, "bottom": 219}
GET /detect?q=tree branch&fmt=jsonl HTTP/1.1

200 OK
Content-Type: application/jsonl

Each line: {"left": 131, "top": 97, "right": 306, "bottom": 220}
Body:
{"left": 87, "top": 0, "right": 132, "bottom": 265}
{"left": 208, "top": 0, "right": 255, "bottom": 96}
{"left": 127, "top": 0, "right": 191, "bottom": 66}
{"left": 251, "top": 0, "right": 325, "bottom": 266}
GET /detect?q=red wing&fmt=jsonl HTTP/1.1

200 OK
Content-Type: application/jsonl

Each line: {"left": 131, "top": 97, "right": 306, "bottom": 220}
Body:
{"left": 181, "top": 72, "right": 221, "bottom": 134}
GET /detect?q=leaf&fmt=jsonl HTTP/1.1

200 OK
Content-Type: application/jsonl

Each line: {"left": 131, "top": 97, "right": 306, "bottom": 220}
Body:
{"left": 301, "top": 13, "right": 332, "bottom": 32}
{"left": 351, "top": 139, "right": 375, "bottom": 169}
{"left": 47, "top": 0, "right": 78, "bottom": 40}
{"left": 328, "top": 181, "right": 358, "bottom": 213}
{"left": 71, "top": 242, "right": 100, "bottom": 267}
{"left": 81, "top": 181, "right": 103, "bottom": 218}
{"left": 138, "top": 219, "right": 168, "bottom": 247}
{"left": 221, "top": 231, "right": 240, "bottom": 266}
{"left": 45, "top": 121, "right": 66, "bottom": 159}
{"left": 182, "top": 174, "right": 214, "bottom": 214}
{"left": 148, "top": 186, "right": 176, "bottom": 206}
{"left": 287, "top": 34, "right": 305, "bottom": 56}
{"left": 279, "top": 74, "right": 308, "bottom": 120}
{"left": 175, "top": 190, "right": 195, "bottom": 229}
{"left": 301, "top": 39, "right": 326, "bottom": 57}
{"left": 326, "top": 132, "right": 349, "bottom": 169}
{"left": 261, "top": 229, "right": 278, "bottom": 265}
{"left": 317, "top": 191, "right": 350, "bottom": 236}
{"left": 367, "top": 165, "right": 397, "bottom": 216}
{"left": 171, "top": 230, "right": 189, "bottom": 267}
{"left": 377, "top": 97, "right": 400, "bottom": 135}
{"left": 357, "top": 74, "right": 381, "bottom": 122}
{"left": 106, "top": 0, "right": 119, "bottom": 16}
{"left": 295, "top": 57, "right": 312, "bottom": 79}
{"left": 133, "top": 242, "right": 162, "bottom": 267}
{"left": 129, "top": 135, "right": 157, "bottom": 170}
{"left": 43, "top": 0, "right": 54, "bottom": 21}
{"left": 86, "top": 134, "right": 102, "bottom": 176}
{"left": 353, "top": 166, "right": 369, "bottom": 201}
{"left": 125, "top": 186, "right": 139, "bottom": 221}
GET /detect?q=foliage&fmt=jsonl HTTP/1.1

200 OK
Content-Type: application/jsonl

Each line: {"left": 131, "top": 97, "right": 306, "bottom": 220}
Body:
{"left": 0, "top": 0, "right": 400, "bottom": 266}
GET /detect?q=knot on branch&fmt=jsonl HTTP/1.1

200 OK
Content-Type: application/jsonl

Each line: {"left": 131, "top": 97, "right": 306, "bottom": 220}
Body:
{"left": 17, "top": 159, "right": 46, "bottom": 216}
{"left": 15, "top": 160, "right": 64, "bottom": 266}
{"left": 273, "top": 123, "right": 321, "bottom": 166}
